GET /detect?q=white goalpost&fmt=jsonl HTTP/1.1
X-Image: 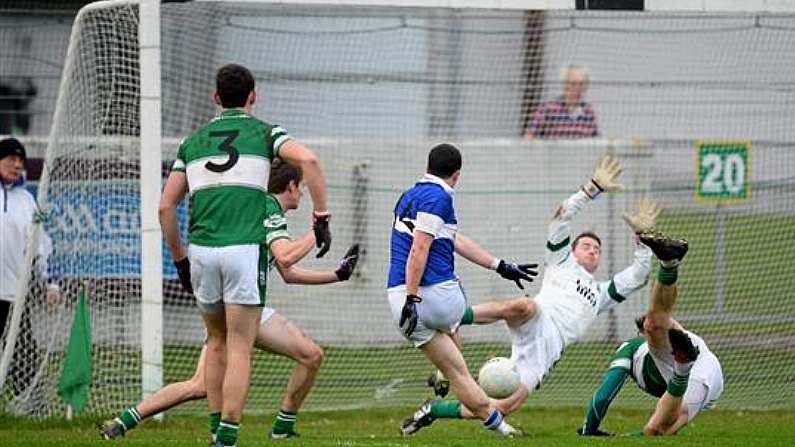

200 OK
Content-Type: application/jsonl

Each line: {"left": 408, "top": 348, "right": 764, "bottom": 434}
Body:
{"left": 2, "top": 0, "right": 795, "bottom": 417}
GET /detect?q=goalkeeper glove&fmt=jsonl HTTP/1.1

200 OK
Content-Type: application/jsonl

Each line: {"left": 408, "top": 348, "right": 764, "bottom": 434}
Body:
{"left": 582, "top": 154, "right": 624, "bottom": 199}
{"left": 313, "top": 211, "right": 332, "bottom": 258}
{"left": 399, "top": 294, "right": 422, "bottom": 337}
{"left": 622, "top": 197, "right": 661, "bottom": 234}
{"left": 335, "top": 244, "right": 360, "bottom": 281}
{"left": 496, "top": 260, "right": 539, "bottom": 290}
{"left": 174, "top": 257, "right": 193, "bottom": 294}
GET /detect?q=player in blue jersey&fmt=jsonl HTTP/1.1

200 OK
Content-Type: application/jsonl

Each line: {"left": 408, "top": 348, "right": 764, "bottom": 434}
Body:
{"left": 387, "top": 143, "right": 538, "bottom": 437}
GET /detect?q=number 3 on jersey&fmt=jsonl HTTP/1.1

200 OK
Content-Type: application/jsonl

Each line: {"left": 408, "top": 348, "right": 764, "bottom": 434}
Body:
{"left": 205, "top": 129, "right": 240, "bottom": 172}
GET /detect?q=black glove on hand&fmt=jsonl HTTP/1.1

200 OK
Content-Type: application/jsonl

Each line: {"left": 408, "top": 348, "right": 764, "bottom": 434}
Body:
{"left": 335, "top": 244, "right": 360, "bottom": 281}
{"left": 399, "top": 294, "right": 422, "bottom": 337}
{"left": 174, "top": 257, "right": 193, "bottom": 294}
{"left": 313, "top": 212, "right": 332, "bottom": 258}
{"left": 496, "top": 260, "right": 539, "bottom": 290}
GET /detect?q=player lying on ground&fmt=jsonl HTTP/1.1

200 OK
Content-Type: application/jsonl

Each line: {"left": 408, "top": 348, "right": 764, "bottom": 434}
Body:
{"left": 579, "top": 231, "right": 724, "bottom": 436}
{"left": 402, "top": 155, "right": 657, "bottom": 434}
{"left": 389, "top": 143, "right": 539, "bottom": 437}
{"left": 99, "top": 162, "right": 359, "bottom": 441}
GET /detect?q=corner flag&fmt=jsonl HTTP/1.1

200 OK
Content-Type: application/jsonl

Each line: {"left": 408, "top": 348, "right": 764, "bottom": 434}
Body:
{"left": 57, "top": 284, "right": 93, "bottom": 413}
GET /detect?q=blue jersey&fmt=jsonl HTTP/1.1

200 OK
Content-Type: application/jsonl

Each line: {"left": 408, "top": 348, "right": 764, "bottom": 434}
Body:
{"left": 388, "top": 174, "right": 458, "bottom": 288}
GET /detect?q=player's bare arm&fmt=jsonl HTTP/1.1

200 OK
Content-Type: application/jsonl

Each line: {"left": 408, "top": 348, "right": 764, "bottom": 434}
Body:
{"left": 279, "top": 140, "right": 332, "bottom": 257}
{"left": 277, "top": 244, "right": 360, "bottom": 285}
{"left": 270, "top": 232, "right": 315, "bottom": 270}
{"left": 158, "top": 171, "right": 188, "bottom": 261}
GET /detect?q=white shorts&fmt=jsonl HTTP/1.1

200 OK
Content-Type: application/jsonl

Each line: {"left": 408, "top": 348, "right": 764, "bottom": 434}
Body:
{"left": 387, "top": 280, "right": 467, "bottom": 348}
{"left": 189, "top": 243, "right": 268, "bottom": 314}
{"left": 509, "top": 306, "right": 564, "bottom": 391}
{"left": 260, "top": 306, "right": 276, "bottom": 326}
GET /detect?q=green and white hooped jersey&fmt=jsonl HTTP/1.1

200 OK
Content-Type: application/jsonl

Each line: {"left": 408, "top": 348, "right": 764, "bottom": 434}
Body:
{"left": 610, "top": 332, "right": 719, "bottom": 399}
{"left": 609, "top": 336, "right": 668, "bottom": 398}
{"left": 171, "top": 109, "right": 292, "bottom": 246}
{"left": 262, "top": 193, "right": 290, "bottom": 279}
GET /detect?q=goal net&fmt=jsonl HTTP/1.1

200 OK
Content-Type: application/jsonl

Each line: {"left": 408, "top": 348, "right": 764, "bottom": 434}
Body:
{"left": 2, "top": 1, "right": 794, "bottom": 417}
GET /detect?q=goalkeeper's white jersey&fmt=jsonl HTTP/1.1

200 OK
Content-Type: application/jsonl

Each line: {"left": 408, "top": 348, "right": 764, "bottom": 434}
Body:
{"left": 534, "top": 190, "right": 652, "bottom": 347}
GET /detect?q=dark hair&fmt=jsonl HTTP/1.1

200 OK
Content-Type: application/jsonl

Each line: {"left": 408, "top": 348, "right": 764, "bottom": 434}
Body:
{"left": 635, "top": 315, "right": 646, "bottom": 332}
{"left": 0, "top": 137, "right": 26, "bottom": 161}
{"left": 268, "top": 159, "right": 302, "bottom": 194}
{"left": 572, "top": 231, "right": 602, "bottom": 250}
{"left": 427, "top": 143, "right": 462, "bottom": 178}
{"left": 216, "top": 63, "right": 255, "bottom": 108}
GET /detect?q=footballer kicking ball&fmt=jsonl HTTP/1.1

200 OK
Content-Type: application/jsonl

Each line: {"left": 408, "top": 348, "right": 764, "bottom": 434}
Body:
{"left": 477, "top": 357, "right": 521, "bottom": 399}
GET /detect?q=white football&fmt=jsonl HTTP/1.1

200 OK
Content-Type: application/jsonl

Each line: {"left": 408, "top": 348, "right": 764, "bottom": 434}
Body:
{"left": 477, "top": 357, "right": 521, "bottom": 398}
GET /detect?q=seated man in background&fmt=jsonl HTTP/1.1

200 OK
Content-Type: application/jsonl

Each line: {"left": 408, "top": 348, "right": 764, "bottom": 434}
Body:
{"left": 525, "top": 65, "right": 599, "bottom": 139}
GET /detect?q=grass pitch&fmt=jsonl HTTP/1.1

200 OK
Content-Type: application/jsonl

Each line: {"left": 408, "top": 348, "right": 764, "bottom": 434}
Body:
{"left": 1, "top": 406, "right": 793, "bottom": 447}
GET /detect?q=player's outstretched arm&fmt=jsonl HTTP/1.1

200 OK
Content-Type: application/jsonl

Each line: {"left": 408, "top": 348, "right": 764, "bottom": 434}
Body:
{"left": 455, "top": 233, "right": 538, "bottom": 290}
{"left": 279, "top": 140, "right": 331, "bottom": 257}
{"left": 595, "top": 198, "right": 657, "bottom": 313}
{"left": 547, "top": 154, "right": 624, "bottom": 267}
{"left": 270, "top": 231, "right": 315, "bottom": 271}
{"left": 278, "top": 244, "right": 360, "bottom": 285}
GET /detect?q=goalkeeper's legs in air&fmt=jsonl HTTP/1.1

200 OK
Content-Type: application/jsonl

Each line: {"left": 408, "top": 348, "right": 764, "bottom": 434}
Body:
{"left": 401, "top": 331, "right": 521, "bottom": 437}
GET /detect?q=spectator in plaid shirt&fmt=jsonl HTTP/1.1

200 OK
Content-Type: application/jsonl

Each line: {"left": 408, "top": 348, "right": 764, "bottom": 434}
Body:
{"left": 525, "top": 65, "right": 599, "bottom": 139}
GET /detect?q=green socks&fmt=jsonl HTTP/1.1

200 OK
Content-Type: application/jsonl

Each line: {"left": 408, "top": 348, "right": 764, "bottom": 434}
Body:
{"left": 460, "top": 306, "right": 474, "bottom": 325}
{"left": 657, "top": 265, "right": 678, "bottom": 285}
{"left": 272, "top": 409, "right": 297, "bottom": 434}
{"left": 430, "top": 400, "right": 462, "bottom": 419}
{"left": 209, "top": 412, "right": 221, "bottom": 436}
{"left": 666, "top": 372, "right": 689, "bottom": 397}
{"left": 117, "top": 407, "right": 142, "bottom": 432}
{"left": 216, "top": 420, "right": 239, "bottom": 446}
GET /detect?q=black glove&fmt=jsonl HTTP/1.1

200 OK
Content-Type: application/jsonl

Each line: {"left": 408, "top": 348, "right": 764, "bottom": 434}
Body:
{"left": 335, "top": 244, "right": 360, "bottom": 281}
{"left": 496, "top": 260, "right": 539, "bottom": 290}
{"left": 399, "top": 294, "right": 422, "bottom": 337}
{"left": 577, "top": 426, "right": 613, "bottom": 437}
{"left": 174, "top": 257, "right": 193, "bottom": 294}
{"left": 313, "top": 212, "right": 332, "bottom": 258}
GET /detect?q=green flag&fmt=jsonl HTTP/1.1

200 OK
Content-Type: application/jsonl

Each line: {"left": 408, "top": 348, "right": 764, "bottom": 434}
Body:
{"left": 57, "top": 284, "right": 93, "bottom": 413}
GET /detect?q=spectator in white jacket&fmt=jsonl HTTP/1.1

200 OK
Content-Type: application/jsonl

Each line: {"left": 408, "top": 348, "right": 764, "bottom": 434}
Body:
{"left": 0, "top": 137, "right": 59, "bottom": 403}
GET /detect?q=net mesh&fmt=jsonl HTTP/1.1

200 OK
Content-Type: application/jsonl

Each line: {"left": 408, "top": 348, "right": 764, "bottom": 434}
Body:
{"left": 1, "top": 2, "right": 794, "bottom": 417}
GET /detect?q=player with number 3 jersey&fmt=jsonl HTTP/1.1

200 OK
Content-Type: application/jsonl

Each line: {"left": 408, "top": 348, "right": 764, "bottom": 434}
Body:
{"left": 159, "top": 63, "right": 331, "bottom": 447}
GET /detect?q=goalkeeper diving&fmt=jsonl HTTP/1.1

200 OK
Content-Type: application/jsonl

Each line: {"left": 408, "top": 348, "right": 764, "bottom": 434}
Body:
{"left": 403, "top": 155, "right": 669, "bottom": 434}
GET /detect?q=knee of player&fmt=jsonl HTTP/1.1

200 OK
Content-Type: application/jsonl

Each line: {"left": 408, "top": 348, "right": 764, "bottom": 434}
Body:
{"left": 301, "top": 343, "right": 324, "bottom": 370}
{"left": 187, "top": 378, "right": 208, "bottom": 399}
{"left": 507, "top": 299, "right": 534, "bottom": 320}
